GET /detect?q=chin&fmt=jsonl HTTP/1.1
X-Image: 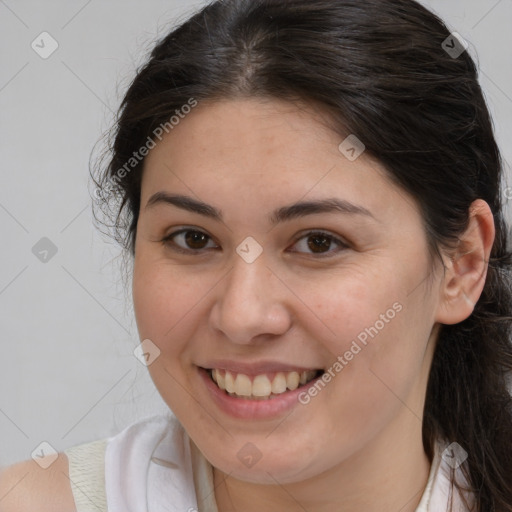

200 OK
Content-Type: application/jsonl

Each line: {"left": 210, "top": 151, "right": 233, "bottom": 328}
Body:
{"left": 210, "top": 450, "right": 320, "bottom": 485}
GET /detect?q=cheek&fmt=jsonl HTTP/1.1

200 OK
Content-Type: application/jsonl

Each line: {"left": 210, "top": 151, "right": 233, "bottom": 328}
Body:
{"left": 296, "top": 262, "right": 431, "bottom": 413}
{"left": 132, "top": 256, "right": 207, "bottom": 411}
{"left": 292, "top": 264, "right": 403, "bottom": 356}
{"left": 132, "top": 256, "right": 201, "bottom": 350}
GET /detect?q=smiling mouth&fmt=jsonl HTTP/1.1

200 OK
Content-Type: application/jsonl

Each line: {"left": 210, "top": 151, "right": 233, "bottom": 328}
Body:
{"left": 207, "top": 368, "right": 324, "bottom": 400}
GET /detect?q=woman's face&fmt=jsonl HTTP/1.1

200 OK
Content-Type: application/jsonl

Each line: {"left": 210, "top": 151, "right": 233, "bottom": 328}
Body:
{"left": 132, "top": 98, "right": 443, "bottom": 484}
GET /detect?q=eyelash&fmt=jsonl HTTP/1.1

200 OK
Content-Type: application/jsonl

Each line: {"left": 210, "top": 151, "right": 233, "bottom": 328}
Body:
{"left": 160, "top": 228, "right": 349, "bottom": 258}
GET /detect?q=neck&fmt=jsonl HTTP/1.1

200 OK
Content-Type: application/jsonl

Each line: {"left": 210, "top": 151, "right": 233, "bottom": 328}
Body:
{"left": 213, "top": 410, "right": 432, "bottom": 512}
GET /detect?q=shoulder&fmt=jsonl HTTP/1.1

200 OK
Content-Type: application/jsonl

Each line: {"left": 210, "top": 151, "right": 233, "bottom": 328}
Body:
{"left": 0, "top": 415, "right": 177, "bottom": 512}
{"left": 0, "top": 453, "right": 76, "bottom": 512}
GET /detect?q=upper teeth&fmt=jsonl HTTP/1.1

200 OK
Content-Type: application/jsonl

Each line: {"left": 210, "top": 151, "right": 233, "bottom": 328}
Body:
{"left": 211, "top": 369, "right": 318, "bottom": 399}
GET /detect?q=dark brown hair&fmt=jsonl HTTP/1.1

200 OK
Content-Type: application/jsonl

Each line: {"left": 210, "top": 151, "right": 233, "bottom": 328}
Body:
{"left": 91, "top": 0, "right": 512, "bottom": 509}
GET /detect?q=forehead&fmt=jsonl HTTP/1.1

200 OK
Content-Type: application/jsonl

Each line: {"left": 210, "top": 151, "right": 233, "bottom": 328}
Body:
{"left": 145, "top": 97, "right": 341, "bottom": 169}
{"left": 140, "top": 98, "right": 415, "bottom": 224}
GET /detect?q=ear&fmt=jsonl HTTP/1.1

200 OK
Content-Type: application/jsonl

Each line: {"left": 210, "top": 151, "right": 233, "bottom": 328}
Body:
{"left": 435, "top": 199, "right": 495, "bottom": 325}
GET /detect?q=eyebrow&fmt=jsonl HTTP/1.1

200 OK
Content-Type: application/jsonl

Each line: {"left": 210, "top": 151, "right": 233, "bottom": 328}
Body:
{"left": 145, "top": 192, "right": 376, "bottom": 224}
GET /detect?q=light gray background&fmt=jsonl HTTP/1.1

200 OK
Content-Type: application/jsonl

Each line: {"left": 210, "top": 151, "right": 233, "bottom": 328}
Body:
{"left": 1, "top": 0, "right": 511, "bottom": 467}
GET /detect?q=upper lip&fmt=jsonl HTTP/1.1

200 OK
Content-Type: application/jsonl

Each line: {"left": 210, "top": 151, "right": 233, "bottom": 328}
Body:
{"left": 199, "top": 360, "right": 324, "bottom": 376}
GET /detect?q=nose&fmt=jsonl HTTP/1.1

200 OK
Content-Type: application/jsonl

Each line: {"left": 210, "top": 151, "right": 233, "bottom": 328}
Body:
{"left": 209, "top": 252, "right": 292, "bottom": 345}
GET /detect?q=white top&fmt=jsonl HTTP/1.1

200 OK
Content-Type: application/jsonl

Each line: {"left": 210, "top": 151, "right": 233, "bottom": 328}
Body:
{"left": 64, "top": 413, "right": 474, "bottom": 512}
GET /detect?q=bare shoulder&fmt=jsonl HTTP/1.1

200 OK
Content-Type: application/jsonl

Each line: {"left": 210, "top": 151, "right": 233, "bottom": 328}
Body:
{"left": 0, "top": 453, "right": 76, "bottom": 512}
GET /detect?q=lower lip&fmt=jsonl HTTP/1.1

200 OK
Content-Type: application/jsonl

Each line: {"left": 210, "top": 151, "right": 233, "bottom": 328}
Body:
{"left": 198, "top": 367, "right": 322, "bottom": 420}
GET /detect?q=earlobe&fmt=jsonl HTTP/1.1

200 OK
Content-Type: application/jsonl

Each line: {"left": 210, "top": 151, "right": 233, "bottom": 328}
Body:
{"left": 435, "top": 199, "right": 495, "bottom": 325}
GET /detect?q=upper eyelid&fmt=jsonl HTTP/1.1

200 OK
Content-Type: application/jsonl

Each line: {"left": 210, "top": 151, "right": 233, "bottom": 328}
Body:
{"left": 163, "top": 227, "right": 219, "bottom": 244}
{"left": 291, "top": 229, "right": 347, "bottom": 244}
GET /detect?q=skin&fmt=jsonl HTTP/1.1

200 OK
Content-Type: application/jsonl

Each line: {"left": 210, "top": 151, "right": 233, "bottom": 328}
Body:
{"left": 0, "top": 454, "right": 75, "bottom": 512}
{"left": 132, "top": 97, "right": 495, "bottom": 512}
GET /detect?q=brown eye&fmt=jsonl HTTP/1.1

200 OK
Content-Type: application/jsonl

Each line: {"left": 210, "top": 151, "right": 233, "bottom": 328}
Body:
{"left": 290, "top": 231, "right": 348, "bottom": 257}
{"left": 161, "top": 229, "right": 218, "bottom": 253}
{"left": 307, "top": 234, "right": 332, "bottom": 253}
{"left": 184, "top": 230, "right": 210, "bottom": 249}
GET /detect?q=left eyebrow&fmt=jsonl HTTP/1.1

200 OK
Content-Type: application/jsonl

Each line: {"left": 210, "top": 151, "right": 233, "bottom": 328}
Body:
{"left": 270, "top": 198, "right": 377, "bottom": 224}
{"left": 144, "top": 192, "right": 377, "bottom": 224}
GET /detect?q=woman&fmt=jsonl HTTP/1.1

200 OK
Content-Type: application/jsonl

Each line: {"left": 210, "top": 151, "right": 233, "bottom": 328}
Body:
{"left": 1, "top": 0, "right": 511, "bottom": 510}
